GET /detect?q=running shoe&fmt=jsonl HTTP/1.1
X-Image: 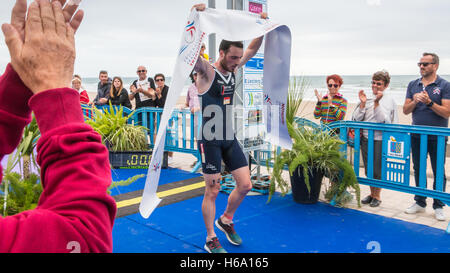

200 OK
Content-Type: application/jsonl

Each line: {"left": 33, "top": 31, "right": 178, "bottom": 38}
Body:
{"left": 204, "top": 237, "right": 227, "bottom": 253}
{"left": 215, "top": 218, "right": 242, "bottom": 246}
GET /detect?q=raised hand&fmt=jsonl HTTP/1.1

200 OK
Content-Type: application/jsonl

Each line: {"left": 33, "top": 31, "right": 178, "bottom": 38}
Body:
{"left": 7, "top": 0, "right": 84, "bottom": 43}
{"left": 358, "top": 90, "right": 367, "bottom": 108}
{"left": 2, "top": 0, "right": 77, "bottom": 94}
{"left": 192, "top": 3, "right": 206, "bottom": 11}
{"left": 314, "top": 89, "right": 322, "bottom": 101}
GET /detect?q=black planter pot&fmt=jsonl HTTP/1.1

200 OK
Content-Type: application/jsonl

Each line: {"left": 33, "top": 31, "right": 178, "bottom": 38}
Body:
{"left": 290, "top": 166, "right": 324, "bottom": 204}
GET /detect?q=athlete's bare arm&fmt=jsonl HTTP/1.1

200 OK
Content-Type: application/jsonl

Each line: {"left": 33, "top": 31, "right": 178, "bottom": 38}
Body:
{"left": 238, "top": 36, "right": 264, "bottom": 69}
{"left": 238, "top": 12, "right": 267, "bottom": 69}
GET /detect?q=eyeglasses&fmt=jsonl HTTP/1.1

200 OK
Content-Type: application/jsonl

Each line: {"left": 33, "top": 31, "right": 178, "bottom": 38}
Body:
{"left": 155, "top": 79, "right": 165, "bottom": 82}
{"left": 137, "top": 70, "right": 147, "bottom": 73}
{"left": 417, "top": 62, "right": 435, "bottom": 67}
{"left": 371, "top": 81, "right": 383, "bottom": 86}
{"left": 328, "top": 84, "right": 339, "bottom": 88}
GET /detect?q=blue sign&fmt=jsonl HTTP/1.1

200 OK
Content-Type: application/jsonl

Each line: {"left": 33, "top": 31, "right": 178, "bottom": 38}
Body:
{"left": 245, "top": 57, "right": 264, "bottom": 70}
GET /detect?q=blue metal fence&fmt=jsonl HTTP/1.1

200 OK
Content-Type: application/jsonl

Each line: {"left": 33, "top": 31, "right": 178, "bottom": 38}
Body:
{"left": 81, "top": 105, "right": 201, "bottom": 173}
{"left": 129, "top": 107, "right": 201, "bottom": 173}
{"left": 328, "top": 121, "right": 450, "bottom": 233}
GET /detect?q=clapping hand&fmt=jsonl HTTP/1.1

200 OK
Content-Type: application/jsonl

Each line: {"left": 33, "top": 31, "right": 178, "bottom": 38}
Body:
{"left": 374, "top": 90, "right": 384, "bottom": 103}
{"left": 314, "top": 89, "right": 322, "bottom": 101}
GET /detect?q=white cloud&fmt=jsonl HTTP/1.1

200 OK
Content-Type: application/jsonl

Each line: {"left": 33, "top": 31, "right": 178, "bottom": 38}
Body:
{"left": 367, "top": 0, "right": 381, "bottom": 6}
{"left": 1, "top": 0, "right": 450, "bottom": 76}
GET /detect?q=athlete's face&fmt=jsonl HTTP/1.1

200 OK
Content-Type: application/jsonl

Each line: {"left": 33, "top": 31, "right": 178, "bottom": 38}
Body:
{"left": 220, "top": 46, "right": 243, "bottom": 72}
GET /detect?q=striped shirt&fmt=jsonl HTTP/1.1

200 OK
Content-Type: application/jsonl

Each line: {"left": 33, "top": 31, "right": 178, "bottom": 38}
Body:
{"left": 313, "top": 93, "right": 347, "bottom": 124}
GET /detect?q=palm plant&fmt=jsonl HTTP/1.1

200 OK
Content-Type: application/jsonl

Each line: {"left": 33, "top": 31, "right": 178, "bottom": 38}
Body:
{"left": 85, "top": 103, "right": 149, "bottom": 152}
{"left": 17, "top": 115, "right": 40, "bottom": 179}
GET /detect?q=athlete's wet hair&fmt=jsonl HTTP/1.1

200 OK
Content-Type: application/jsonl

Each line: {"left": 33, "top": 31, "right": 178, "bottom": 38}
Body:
{"left": 219, "top": 40, "right": 243, "bottom": 54}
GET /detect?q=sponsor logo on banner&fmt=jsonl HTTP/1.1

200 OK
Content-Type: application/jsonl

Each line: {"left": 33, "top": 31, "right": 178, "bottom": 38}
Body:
{"left": 151, "top": 162, "right": 161, "bottom": 172}
{"left": 280, "top": 103, "right": 286, "bottom": 125}
{"left": 264, "top": 94, "right": 272, "bottom": 105}
{"left": 184, "top": 21, "right": 196, "bottom": 43}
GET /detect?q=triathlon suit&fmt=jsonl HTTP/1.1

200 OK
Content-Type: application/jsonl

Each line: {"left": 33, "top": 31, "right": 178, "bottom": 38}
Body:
{"left": 197, "top": 67, "right": 248, "bottom": 174}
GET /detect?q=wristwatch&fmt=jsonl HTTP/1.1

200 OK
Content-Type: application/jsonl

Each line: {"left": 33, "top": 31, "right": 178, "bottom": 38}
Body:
{"left": 427, "top": 101, "right": 434, "bottom": 107}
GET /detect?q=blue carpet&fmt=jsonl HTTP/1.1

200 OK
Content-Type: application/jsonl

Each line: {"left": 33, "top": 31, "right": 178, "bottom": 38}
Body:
{"left": 109, "top": 167, "right": 202, "bottom": 196}
{"left": 113, "top": 193, "right": 450, "bottom": 253}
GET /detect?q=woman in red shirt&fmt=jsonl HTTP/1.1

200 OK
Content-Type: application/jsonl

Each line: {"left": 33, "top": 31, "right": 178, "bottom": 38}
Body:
{"left": 72, "top": 76, "right": 90, "bottom": 104}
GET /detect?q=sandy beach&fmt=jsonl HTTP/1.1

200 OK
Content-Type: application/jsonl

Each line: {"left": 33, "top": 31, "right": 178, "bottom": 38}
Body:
{"left": 87, "top": 91, "right": 412, "bottom": 125}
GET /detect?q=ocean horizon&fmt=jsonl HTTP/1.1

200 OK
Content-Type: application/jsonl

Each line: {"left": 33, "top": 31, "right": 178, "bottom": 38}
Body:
{"left": 80, "top": 74, "right": 450, "bottom": 104}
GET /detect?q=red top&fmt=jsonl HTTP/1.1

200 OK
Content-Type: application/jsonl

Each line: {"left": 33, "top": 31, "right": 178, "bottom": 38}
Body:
{"left": 0, "top": 64, "right": 116, "bottom": 253}
{"left": 79, "top": 90, "right": 90, "bottom": 104}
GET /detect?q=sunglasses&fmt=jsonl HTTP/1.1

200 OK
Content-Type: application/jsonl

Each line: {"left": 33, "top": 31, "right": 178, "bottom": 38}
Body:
{"left": 155, "top": 78, "right": 165, "bottom": 82}
{"left": 137, "top": 70, "right": 147, "bottom": 73}
{"left": 417, "top": 62, "right": 435, "bottom": 67}
{"left": 371, "top": 81, "right": 383, "bottom": 86}
{"left": 328, "top": 84, "right": 339, "bottom": 88}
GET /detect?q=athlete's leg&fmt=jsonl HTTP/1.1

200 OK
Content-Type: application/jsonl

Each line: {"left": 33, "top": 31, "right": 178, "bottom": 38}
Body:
{"left": 199, "top": 140, "right": 223, "bottom": 241}
{"left": 202, "top": 172, "right": 222, "bottom": 241}
{"left": 222, "top": 166, "right": 252, "bottom": 221}
{"left": 221, "top": 138, "right": 252, "bottom": 222}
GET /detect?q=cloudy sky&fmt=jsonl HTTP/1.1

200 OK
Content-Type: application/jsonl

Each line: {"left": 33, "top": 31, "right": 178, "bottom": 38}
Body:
{"left": 1, "top": 0, "right": 450, "bottom": 77}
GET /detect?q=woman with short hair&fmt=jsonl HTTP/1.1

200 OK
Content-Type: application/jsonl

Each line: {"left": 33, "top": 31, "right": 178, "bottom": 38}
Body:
{"left": 314, "top": 74, "right": 348, "bottom": 125}
{"left": 352, "top": 70, "right": 399, "bottom": 207}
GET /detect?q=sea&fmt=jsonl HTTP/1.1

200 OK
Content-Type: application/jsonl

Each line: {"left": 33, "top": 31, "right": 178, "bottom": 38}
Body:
{"left": 80, "top": 75, "right": 450, "bottom": 104}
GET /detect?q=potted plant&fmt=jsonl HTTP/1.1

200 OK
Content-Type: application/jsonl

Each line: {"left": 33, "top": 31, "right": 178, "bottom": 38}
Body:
{"left": 267, "top": 78, "right": 360, "bottom": 206}
{"left": 85, "top": 103, "right": 151, "bottom": 169}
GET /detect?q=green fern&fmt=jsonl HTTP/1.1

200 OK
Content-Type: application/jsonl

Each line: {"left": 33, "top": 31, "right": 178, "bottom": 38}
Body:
{"left": 85, "top": 103, "right": 149, "bottom": 152}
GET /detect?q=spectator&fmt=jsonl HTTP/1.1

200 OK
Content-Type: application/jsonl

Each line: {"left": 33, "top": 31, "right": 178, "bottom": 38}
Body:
{"left": 93, "top": 70, "right": 111, "bottom": 106}
{"left": 71, "top": 75, "right": 90, "bottom": 105}
{"left": 129, "top": 66, "right": 156, "bottom": 109}
{"left": 0, "top": 0, "right": 116, "bottom": 252}
{"left": 314, "top": 74, "right": 348, "bottom": 126}
{"left": 154, "top": 73, "right": 169, "bottom": 108}
{"left": 108, "top": 76, "right": 131, "bottom": 109}
{"left": 186, "top": 71, "right": 201, "bottom": 167}
{"left": 154, "top": 73, "right": 172, "bottom": 162}
{"left": 403, "top": 52, "right": 450, "bottom": 221}
{"left": 352, "top": 70, "right": 398, "bottom": 207}
{"left": 186, "top": 71, "right": 200, "bottom": 113}
{"left": 200, "top": 43, "right": 210, "bottom": 62}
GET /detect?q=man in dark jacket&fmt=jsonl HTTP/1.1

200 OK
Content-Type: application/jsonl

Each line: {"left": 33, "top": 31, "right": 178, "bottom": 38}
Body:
{"left": 93, "top": 70, "right": 111, "bottom": 105}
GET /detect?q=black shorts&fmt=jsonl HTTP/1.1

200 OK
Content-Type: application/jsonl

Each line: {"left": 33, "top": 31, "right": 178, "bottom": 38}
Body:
{"left": 198, "top": 137, "right": 248, "bottom": 174}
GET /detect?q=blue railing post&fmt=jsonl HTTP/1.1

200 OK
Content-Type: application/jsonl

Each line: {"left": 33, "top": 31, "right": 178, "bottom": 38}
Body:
{"left": 419, "top": 134, "right": 428, "bottom": 189}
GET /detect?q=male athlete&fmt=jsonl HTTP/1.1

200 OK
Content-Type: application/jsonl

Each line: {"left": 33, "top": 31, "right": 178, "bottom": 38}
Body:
{"left": 192, "top": 3, "right": 267, "bottom": 253}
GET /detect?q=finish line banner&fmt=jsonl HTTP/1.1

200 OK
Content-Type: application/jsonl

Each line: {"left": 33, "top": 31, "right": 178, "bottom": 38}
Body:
{"left": 139, "top": 8, "right": 292, "bottom": 218}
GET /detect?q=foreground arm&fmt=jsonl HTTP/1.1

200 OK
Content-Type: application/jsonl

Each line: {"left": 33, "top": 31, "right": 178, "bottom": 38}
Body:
{"left": 0, "top": 88, "right": 116, "bottom": 253}
{"left": 0, "top": 0, "right": 116, "bottom": 253}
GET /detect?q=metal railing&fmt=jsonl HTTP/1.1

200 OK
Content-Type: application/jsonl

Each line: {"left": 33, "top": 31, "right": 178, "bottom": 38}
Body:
{"left": 81, "top": 105, "right": 201, "bottom": 173}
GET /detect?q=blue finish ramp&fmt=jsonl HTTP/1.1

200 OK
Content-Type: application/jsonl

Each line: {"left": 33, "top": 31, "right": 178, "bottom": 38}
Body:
{"left": 112, "top": 192, "right": 450, "bottom": 253}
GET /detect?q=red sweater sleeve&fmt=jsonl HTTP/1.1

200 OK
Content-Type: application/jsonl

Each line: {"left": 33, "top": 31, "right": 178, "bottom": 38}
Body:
{"left": 0, "top": 64, "right": 33, "bottom": 176}
{"left": 0, "top": 66, "right": 116, "bottom": 253}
